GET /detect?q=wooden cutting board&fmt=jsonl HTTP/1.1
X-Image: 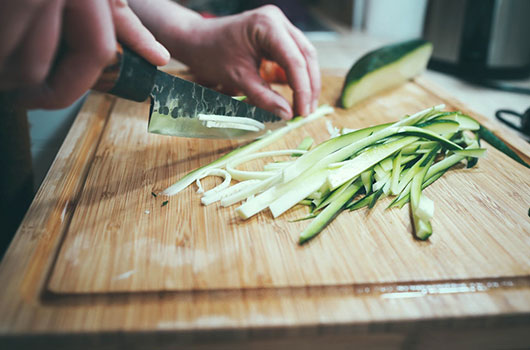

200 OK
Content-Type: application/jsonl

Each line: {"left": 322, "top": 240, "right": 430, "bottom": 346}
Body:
{"left": 46, "top": 73, "right": 530, "bottom": 295}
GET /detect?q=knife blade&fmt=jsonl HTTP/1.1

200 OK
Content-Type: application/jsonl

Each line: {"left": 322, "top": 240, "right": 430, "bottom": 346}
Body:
{"left": 93, "top": 44, "right": 284, "bottom": 139}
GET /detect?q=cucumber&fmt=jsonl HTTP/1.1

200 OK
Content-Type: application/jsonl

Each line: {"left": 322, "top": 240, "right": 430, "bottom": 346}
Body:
{"left": 299, "top": 179, "right": 363, "bottom": 244}
{"left": 341, "top": 39, "right": 433, "bottom": 108}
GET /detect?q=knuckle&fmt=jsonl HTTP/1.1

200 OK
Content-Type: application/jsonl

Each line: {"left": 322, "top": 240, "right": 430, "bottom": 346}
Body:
{"left": 93, "top": 41, "right": 116, "bottom": 66}
{"left": 18, "top": 62, "right": 49, "bottom": 86}
{"left": 251, "top": 4, "right": 282, "bottom": 23}
{"left": 260, "top": 4, "right": 282, "bottom": 17}
{"left": 290, "top": 56, "right": 307, "bottom": 71}
{"left": 304, "top": 45, "right": 317, "bottom": 59}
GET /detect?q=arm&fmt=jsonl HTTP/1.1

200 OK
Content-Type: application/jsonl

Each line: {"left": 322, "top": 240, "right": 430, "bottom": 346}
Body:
{"left": 129, "top": 0, "right": 320, "bottom": 120}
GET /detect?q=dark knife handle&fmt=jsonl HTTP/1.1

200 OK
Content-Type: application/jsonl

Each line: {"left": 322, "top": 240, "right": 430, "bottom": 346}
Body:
{"left": 92, "top": 43, "right": 157, "bottom": 102}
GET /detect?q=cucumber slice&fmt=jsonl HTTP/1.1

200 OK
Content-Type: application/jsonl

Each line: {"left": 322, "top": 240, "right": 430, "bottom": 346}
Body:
{"left": 410, "top": 151, "right": 437, "bottom": 240}
{"left": 478, "top": 125, "right": 530, "bottom": 168}
{"left": 341, "top": 39, "right": 433, "bottom": 108}
{"left": 299, "top": 179, "right": 363, "bottom": 244}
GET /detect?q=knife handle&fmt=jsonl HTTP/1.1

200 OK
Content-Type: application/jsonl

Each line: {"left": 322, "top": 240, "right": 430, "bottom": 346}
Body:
{"left": 92, "top": 43, "right": 157, "bottom": 102}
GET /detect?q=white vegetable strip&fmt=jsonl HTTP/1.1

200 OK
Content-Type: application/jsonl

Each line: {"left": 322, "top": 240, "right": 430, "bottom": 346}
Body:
{"left": 195, "top": 169, "right": 231, "bottom": 198}
{"left": 195, "top": 172, "right": 206, "bottom": 194}
{"left": 327, "top": 136, "right": 418, "bottom": 189}
{"left": 226, "top": 149, "right": 306, "bottom": 181}
{"left": 269, "top": 169, "right": 329, "bottom": 218}
{"left": 162, "top": 105, "right": 334, "bottom": 196}
{"left": 202, "top": 180, "right": 259, "bottom": 206}
{"left": 221, "top": 175, "right": 281, "bottom": 207}
{"left": 203, "top": 120, "right": 260, "bottom": 132}
{"left": 263, "top": 161, "right": 292, "bottom": 171}
{"left": 198, "top": 114, "right": 265, "bottom": 130}
{"left": 326, "top": 120, "right": 340, "bottom": 138}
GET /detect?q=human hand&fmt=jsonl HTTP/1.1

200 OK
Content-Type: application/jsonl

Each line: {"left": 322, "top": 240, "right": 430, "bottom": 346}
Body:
{"left": 0, "top": 0, "right": 170, "bottom": 109}
{"left": 171, "top": 5, "right": 321, "bottom": 120}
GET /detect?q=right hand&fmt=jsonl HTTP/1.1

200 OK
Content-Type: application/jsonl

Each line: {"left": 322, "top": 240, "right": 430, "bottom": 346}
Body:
{"left": 0, "top": 0, "right": 170, "bottom": 109}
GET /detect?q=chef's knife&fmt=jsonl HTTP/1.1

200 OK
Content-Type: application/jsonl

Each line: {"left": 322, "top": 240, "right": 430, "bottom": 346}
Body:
{"left": 93, "top": 44, "right": 284, "bottom": 139}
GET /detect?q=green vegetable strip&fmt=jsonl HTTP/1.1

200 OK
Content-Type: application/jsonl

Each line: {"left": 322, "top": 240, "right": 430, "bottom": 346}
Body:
{"left": 299, "top": 179, "right": 363, "bottom": 244}
{"left": 284, "top": 106, "right": 444, "bottom": 185}
{"left": 281, "top": 123, "right": 391, "bottom": 183}
{"left": 314, "top": 177, "right": 356, "bottom": 212}
{"left": 410, "top": 150, "right": 437, "bottom": 240}
{"left": 162, "top": 104, "right": 334, "bottom": 196}
{"left": 478, "top": 125, "right": 530, "bottom": 168}
{"left": 390, "top": 151, "right": 402, "bottom": 195}
{"left": 269, "top": 169, "right": 329, "bottom": 218}
{"left": 361, "top": 169, "right": 374, "bottom": 193}
{"left": 292, "top": 136, "right": 314, "bottom": 157}
{"left": 388, "top": 171, "right": 446, "bottom": 209}
{"left": 328, "top": 136, "right": 419, "bottom": 190}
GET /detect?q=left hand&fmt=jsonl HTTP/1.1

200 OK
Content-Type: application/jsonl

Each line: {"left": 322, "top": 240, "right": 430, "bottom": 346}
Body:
{"left": 168, "top": 5, "right": 321, "bottom": 120}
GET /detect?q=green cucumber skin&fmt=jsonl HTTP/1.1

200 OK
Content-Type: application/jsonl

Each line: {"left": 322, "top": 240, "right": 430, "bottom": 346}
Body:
{"left": 340, "top": 39, "right": 431, "bottom": 108}
{"left": 478, "top": 125, "right": 530, "bottom": 168}
{"left": 299, "top": 181, "right": 363, "bottom": 244}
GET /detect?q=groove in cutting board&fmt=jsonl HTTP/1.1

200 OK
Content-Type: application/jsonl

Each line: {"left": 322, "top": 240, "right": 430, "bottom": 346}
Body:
{"left": 47, "top": 75, "right": 530, "bottom": 294}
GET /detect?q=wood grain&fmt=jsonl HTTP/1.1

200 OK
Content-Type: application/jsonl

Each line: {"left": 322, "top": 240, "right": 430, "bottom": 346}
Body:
{"left": 0, "top": 73, "right": 529, "bottom": 349}
{"left": 45, "top": 74, "right": 530, "bottom": 294}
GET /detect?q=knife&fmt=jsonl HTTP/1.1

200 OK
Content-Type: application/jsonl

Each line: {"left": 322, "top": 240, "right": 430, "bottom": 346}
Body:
{"left": 93, "top": 44, "right": 284, "bottom": 139}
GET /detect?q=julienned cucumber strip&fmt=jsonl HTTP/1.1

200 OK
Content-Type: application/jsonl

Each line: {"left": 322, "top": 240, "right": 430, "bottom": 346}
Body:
{"left": 410, "top": 149, "right": 437, "bottom": 240}
{"left": 478, "top": 125, "right": 530, "bottom": 168}
{"left": 162, "top": 105, "right": 334, "bottom": 196}
{"left": 282, "top": 105, "right": 445, "bottom": 184}
{"left": 299, "top": 179, "right": 363, "bottom": 244}
{"left": 161, "top": 104, "right": 492, "bottom": 245}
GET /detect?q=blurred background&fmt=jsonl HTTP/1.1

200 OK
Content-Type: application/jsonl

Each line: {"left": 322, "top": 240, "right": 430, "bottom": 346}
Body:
{"left": 2, "top": 0, "right": 529, "bottom": 255}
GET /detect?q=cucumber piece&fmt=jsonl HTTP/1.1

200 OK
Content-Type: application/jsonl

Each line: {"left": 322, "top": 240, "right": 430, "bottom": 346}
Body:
{"left": 478, "top": 125, "right": 530, "bottom": 168}
{"left": 299, "top": 180, "right": 363, "bottom": 244}
{"left": 388, "top": 170, "right": 446, "bottom": 209}
{"left": 390, "top": 151, "right": 402, "bottom": 195}
{"left": 410, "top": 151, "right": 437, "bottom": 240}
{"left": 341, "top": 39, "right": 433, "bottom": 108}
{"left": 361, "top": 168, "right": 374, "bottom": 193}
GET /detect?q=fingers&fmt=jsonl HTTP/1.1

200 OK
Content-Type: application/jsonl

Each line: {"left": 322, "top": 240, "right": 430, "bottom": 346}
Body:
{"left": 18, "top": 0, "right": 116, "bottom": 109}
{"left": 285, "top": 23, "right": 321, "bottom": 111}
{"left": 247, "top": 5, "right": 320, "bottom": 117}
{"left": 111, "top": 0, "right": 170, "bottom": 67}
{"left": 230, "top": 64, "right": 293, "bottom": 120}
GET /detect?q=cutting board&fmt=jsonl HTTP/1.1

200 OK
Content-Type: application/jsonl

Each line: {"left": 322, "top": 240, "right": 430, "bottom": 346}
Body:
{"left": 46, "top": 73, "right": 530, "bottom": 295}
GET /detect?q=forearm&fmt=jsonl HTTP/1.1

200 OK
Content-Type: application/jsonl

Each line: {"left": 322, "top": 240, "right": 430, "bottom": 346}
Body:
{"left": 128, "top": 0, "right": 202, "bottom": 65}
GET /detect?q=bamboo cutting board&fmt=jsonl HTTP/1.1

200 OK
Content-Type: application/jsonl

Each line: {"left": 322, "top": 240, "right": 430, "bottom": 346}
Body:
{"left": 46, "top": 73, "right": 530, "bottom": 295}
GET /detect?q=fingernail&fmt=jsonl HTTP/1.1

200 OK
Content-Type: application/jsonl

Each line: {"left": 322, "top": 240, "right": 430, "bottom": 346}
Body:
{"left": 275, "top": 108, "right": 292, "bottom": 120}
{"left": 312, "top": 100, "right": 318, "bottom": 111}
{"left": 157, "top": 42, "right": 171, "bottom": 63}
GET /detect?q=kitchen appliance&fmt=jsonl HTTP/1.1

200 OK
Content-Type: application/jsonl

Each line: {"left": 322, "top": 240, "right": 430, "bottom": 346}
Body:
{"left": 423, "top": 0, "right": 530, "bottom": 80}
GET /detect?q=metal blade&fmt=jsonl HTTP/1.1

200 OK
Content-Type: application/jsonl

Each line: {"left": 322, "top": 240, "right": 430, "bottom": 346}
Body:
{"left": 148, "top": 71, "right": 284, "bottom": 139}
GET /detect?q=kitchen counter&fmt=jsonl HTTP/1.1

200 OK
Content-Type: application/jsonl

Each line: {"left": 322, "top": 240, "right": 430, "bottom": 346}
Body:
{"left": 1, "top": 29, "right": 529, "bottom": 350}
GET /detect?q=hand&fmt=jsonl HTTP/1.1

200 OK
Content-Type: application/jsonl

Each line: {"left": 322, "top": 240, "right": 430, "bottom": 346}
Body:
{"left": 170, "top": 5, "right": 321, "bottom": 120}
{"left": 0, "top": 0, "right": 170, "bottom": 109}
